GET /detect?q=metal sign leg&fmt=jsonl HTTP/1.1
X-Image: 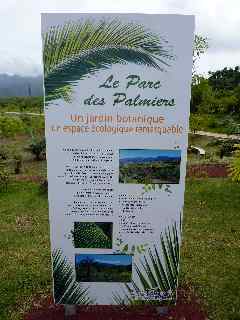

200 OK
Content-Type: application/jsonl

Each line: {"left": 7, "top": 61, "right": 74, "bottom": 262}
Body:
{"left": 64, "top": 305, "right": 77, "bottom": 318}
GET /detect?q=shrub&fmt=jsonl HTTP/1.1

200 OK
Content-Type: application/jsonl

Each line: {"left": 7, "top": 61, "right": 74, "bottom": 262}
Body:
{"left": 206, "top": 139, "right": 223, "bottom": 147}
{"left": 219, "top": 140, "right": 238, "bottom": 158}
{"left": 0, "top": 160, "right": 10, "bottom": 192}
{"left": 0, "top": 145, "right": 10, "bottom": 160}
{"left": 207, "top": 117, "right": 218, "bottom": 129}
{"left": 13, "top": 153, "right": 23, "bottom": 174}
{"left": 229, "top": 145, "right": 240, "bottom": 182}
{"left": 39, "top": 179, "right": 48, "bottom": 194}
{"left": 218, "top": 117, "right": 240, "bottom": 134}
{"left": 21, "top": 116, "right": 45, "bottom": 136}
{"left": 28, "top": 136, "right": 46, "bottom": 161}
{"left": 0, "top": 116, "right": 25, "bottom": 137}
{"left": 189, "top": 115, "right": 202, "bottom": 132}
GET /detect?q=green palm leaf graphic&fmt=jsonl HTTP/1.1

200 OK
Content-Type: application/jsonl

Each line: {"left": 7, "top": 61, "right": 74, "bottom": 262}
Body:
{"left": 43, "top": 19, "right": 174, "bottom": 102}
{"left": 52, "top": 249, "right": 93, "bottom": 304}
{"left": 113, "top": 221, "right": 180, "bottom": 305}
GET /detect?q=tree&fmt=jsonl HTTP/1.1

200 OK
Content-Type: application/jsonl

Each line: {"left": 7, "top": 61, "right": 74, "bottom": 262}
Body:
{"left": 28, "top": 136, "right": 46, "bottom": 161}
{"left": 191, "top": 78, "right": 215, "bottom": 113}
{"left": 192, "top": 35, "right": 209, "bottom": 77}
{"left": 191, "top": 35, "right": 209, "bottom": 113}
{"left": 208, "top": 66, "right": 240, "bottom": 91}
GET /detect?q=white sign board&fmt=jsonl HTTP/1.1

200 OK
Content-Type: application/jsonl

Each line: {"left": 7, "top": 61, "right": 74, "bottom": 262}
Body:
{"left": 41, "top": 13, "right": 194, "bottom": 306}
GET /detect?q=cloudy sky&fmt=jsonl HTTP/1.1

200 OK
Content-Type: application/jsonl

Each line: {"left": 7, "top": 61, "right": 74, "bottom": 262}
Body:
{"left": 0, "top": 0, "right": 239, "bottom": 77}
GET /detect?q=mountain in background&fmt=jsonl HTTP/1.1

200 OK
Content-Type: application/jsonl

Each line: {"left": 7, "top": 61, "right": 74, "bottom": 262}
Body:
{"left": 0, "top": 74, "right": 43, "bottom": 97}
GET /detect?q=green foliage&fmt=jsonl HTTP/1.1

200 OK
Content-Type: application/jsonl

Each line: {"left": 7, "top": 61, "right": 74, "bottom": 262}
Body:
{"left": 192, "top": 35, "right": 208, "bottom": 76}
{"left": 218, "top": 140, "right": 239, "bottom": 158}
{"left": 72, "top": 222, "right": 112, "bottom": 249}
{"left": 189, "top": 114, "right": 202, "bottom": 132}
{"left": 0, "top": 113, "right": 44, "bottom": 139}
{"left": 191, "top": 66, "right": 240, "bottom": 120}
{"left": 217, "top": 116, "right": 240, "bottom": 134}
{"left": 20, "top": 115, "right": 45, "bottom": 136}
{"left": 0, "top": 145, "right": 10, "bottom": 160}
{"left": 39, "top": 179, "right": 48, "bottom": 195}
{"left": 28, "top": 136, "right": 46, "bottom": 161}
{"left": 229, "top": 145, "right": 240, "bottom": 182}
{"left": 208, "top": 66, "right": 240, "bottom": 91}
{"left": 0, "top": 148, "right": 11, "bottom": 192}
{"left": 52, "top": 249, "right": 92, "bottom": 304}
{"left": 190, "top": 113, "right": 240, "bottom": 135}
{"left": 191, "top": 78, "right": 214, "bottom": 113}
{"left": 0, "top": 96, "right": 43, "bottom": 113}
{"left": 12, "top": 153, "right": 23, "bottom": 174}
{"left": 0, "top": 115, "right": 45, "bottom": 138}
{"left": 43, "top": 20, "right": 173, "bottom": 102}
{"left": 0, "top": 116, "right": 25, "bottom": 137}
{"left": 0, "top": 145, "right": 22, "bottom": 176}
{"left": 0, "top": 160, "right": 10, "bottom": 192}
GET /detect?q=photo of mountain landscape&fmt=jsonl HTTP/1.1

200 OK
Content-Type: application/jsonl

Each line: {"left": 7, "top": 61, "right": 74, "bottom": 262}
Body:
{"left": 119, "top": 149, "right": 181, "bottom": 184}
{"left": 75, "top": 254, "right": 132, "bottom": 282}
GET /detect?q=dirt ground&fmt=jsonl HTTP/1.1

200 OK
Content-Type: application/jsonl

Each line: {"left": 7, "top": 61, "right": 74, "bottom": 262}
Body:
{"left": 24, "top": 287, "right": 208, "bottom": 320}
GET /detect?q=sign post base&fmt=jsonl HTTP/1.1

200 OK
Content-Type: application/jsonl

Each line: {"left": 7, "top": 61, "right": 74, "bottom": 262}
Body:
{"left": 156, "top": 306, "right": 169, "bottom": 316}
{"left": 64, "top": 305, "right": 77, "bottom": 318}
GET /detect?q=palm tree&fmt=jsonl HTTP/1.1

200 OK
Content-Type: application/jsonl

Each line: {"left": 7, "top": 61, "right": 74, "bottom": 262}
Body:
{"left": 52, "top": 249, "right": 93, "bottom": 304}
{"left": 43, "top": 19, "right": 174, "bottom": 103}
{"left": 113, "top": 221, "right": 180, "bottom": 305}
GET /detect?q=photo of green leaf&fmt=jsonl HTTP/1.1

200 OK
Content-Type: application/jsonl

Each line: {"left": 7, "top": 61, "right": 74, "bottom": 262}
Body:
{"left": 43, "top": 19, "right": 173, "bottom": 103}
{"left": 52, "top": 249, "right": 93, "bottom": 304}
{"left": 72, "top": 222, "right": 112, "bottom": 249}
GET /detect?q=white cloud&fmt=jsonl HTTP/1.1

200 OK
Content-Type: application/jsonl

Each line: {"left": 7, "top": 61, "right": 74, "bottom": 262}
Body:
{"left": 0, "top": 0, "right": 239, "bottom": 76}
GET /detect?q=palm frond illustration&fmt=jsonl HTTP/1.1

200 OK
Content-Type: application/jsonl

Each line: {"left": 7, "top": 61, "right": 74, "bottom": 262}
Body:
{"left": 43, "top": 19, "right": 174, "bottom": 102}
{"left": 113, "top": 221, "right": 180, "bottom": 305}
{"left": 52, "top": 249, "right": 93, "bottom": 304}
{"left": 72, "top": 222, "right": 112, "bottom": 249}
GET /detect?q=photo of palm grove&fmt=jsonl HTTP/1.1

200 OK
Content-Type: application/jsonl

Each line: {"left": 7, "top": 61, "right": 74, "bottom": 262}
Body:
{"left": 75, "top": 254, "right": 132, "bottom": 282}
{"left": 72, "top": 222, "right": 112, "bottom": 249}
{"left": 119, "top": 149, "right": 181, "bottom": 184}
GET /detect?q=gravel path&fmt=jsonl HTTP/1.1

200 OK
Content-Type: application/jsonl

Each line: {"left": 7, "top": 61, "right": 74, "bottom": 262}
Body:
{"left": 193, "top": 130, "right": 240, "bottom": 140}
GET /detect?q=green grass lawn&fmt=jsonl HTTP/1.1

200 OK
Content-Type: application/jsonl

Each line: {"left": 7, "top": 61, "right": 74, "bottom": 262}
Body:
{"left": 182, "top": 178, "right": 240, "bottom": 320}
{"left": 0, "top": 179, "right": 239, "bottom": 319}
{"left": 0, "top": 182, "right": 51, "bottom": 320}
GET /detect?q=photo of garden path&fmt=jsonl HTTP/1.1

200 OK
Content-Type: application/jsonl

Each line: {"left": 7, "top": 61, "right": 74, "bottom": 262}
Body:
{"left": 119, "top": 149, "right": 181, "bottom": 184}
{"left": 0, "top": 96, "right": 240, "bottom": 319}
